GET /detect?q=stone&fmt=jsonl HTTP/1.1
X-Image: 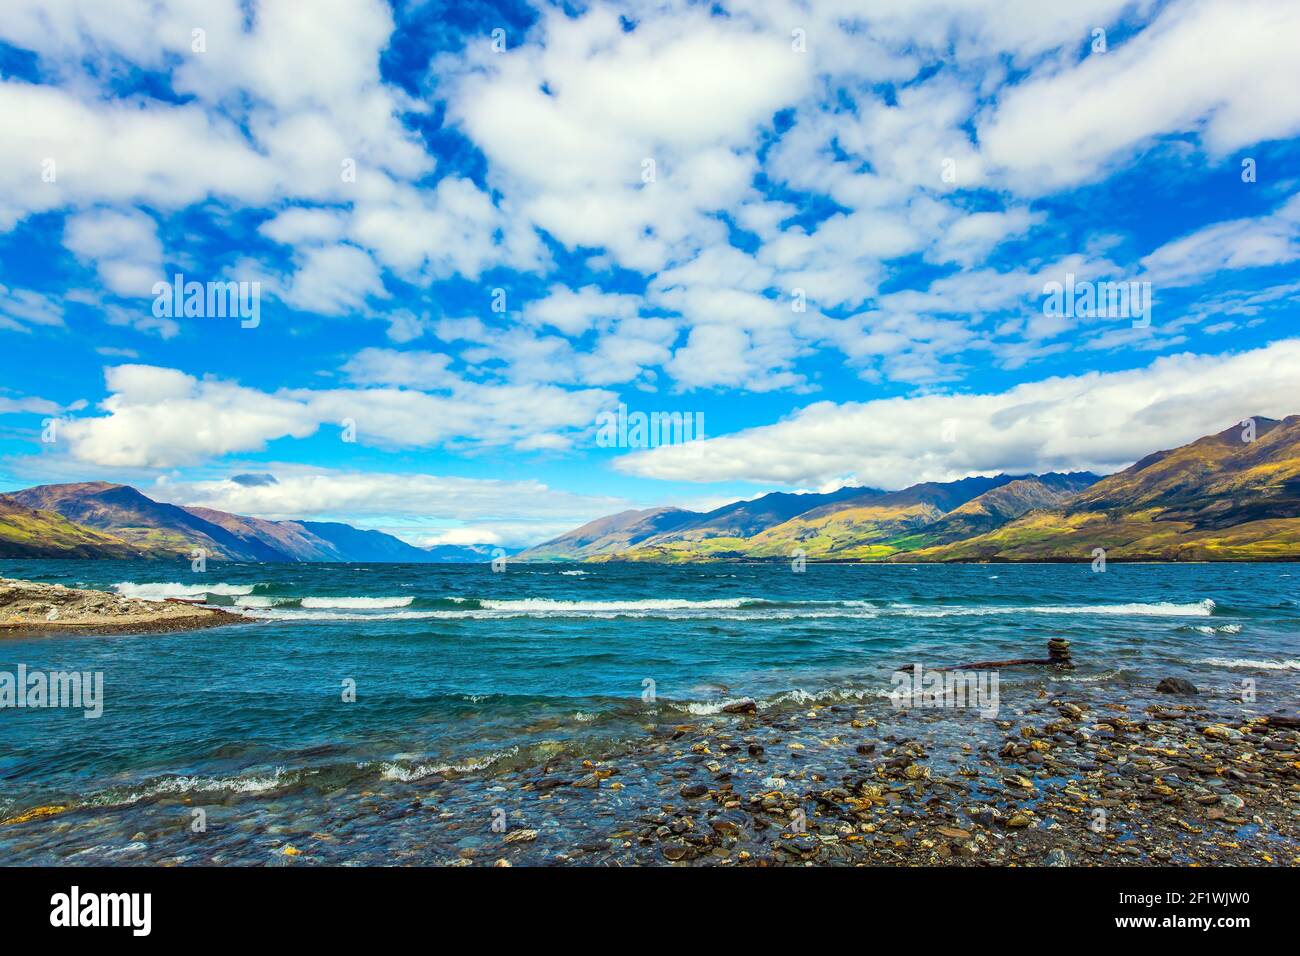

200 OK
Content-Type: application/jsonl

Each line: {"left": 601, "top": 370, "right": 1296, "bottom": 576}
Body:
{"left": 934, "top": 826, "right": 971, "bottom": 840}
{"left": 661, "top": 842, "right": 690, "bottom": 861}
{"left": 1156, "top": 677, "right": 1198, "bottom": 695}
{"left": 1202, "top": 725, "right": 1243, "bottom": 741}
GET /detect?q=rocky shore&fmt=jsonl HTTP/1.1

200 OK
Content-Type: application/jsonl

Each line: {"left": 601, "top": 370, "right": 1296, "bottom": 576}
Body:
{"left": 19, "top": 675, "right": 1296, "bottom": 868}
{"left": 2, "top": 641, "right": 1296, "bottom": 867}
{"left": 0, "top": 576, "right": 240, "bottom": 637}
{"left": 409, "top": 681, "right": 1296, "bottom": 868}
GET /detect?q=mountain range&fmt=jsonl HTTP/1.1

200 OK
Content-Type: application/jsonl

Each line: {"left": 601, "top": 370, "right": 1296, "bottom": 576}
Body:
{"left": 517, "top": 416, "right": 1300, "bottom": 563}
{"left": 0, "top": 481, "right": 504, "bottom": 563}
{"left": 3, "top": 417, "right": 1298, "bottom": 563}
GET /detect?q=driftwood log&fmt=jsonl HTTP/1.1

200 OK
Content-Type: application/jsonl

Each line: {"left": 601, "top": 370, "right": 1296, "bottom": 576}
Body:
{"left": 923, "top": 638, "right": 1074, "bottom": 672}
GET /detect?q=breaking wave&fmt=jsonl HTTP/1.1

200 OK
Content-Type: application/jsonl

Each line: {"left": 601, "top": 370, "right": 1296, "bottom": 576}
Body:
{"left": 299, "top": 596, "right": 413, "bottom": 609}
{"left": 113, "top": 581, "right": 256, "bottom": 600}
{"left": 224, "top": 595, "right": 1220, "bottom": 622}
{"left": 1192, "top": 657, "right": 1300, "bottom": 671}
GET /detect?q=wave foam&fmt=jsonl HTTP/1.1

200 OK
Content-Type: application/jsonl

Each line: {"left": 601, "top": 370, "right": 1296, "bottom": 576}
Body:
{"left": 86, "top": 766, "right": 301, "bottom": 807}
{"left": 114, "top": 581, "right": 255, "bottom": 600}
{"left": 1192, "top": 657, "right": 1300, "bottom": 671}
{"left": 889, "top": 599, "right": 1215, "bottom": 618}
{"left": 378, "top": 747, "right": 518, "bottom": 781}
{"left": 227, "top": 594, "right": 1221, "bottom": 623}
{"left": 299, "top": 596, "right": 413, "bottom": 609}
{"left": 478, "top": 597, "right": 753, "bottom": 612}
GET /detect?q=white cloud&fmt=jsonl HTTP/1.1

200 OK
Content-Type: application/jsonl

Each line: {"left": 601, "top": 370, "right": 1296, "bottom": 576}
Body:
{"left": 279, "top": 244, "right": 386, "bottom": 316}
{"left": 0, "top": 78, "right": 275, "bottom": 230}
{"left": 3, "top": 0, "right": 1300, "bottom": 406}
{"left": 59, "top": 363, "right": 616, "bottom": 468}
{"left": 522, "top": 285, "right": 641, "bottom": 337}
{"left": 1141, "top": 193, "right": 1300, "bottom": 287}
{"left": 415, "top": 527, "right": 503, "bottom": 547}
{"left": 0, "top": 0, "right": 523, "bottom": 309}
{"left": 0, "top": 394, "right": 62, "bottom": 416}
{"left": 63, "top": 208, "right": 162, "bottom": 297}
{"left": 0, "top": 285, "right": 64, "bottom": 332}
{"left": 616, "top": 338, "right": 1300, "bottom": 487}
{"left": 979, "top": 0, "right": 1300, "bottom": 190}
{"left": 446, "top": 5, "right": 811, "bottom": 274}
{"left": 259, "top": 207, "right": 350, "bottom": 245}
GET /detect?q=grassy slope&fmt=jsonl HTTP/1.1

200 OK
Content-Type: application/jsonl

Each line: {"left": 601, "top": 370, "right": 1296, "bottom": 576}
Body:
{"left": 599, "top": 503, "right": 943, "bottom": 561}
{"left": 904, "top": 416, "right": 1300, "bottom": 561}
{"left": 0, "top": 499, "right": 146, "bottom": 558}
{"left": 900, "top": 510, "right": 1300, "bottom": 562}
{"left": 604, "top": 477, "right": 1043, "bottom": 562}
{"left": 517, "top": 507, "right": 700, "bottom": 561}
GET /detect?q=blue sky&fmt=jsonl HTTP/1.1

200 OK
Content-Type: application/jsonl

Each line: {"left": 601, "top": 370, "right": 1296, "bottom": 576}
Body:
{"left": 1, "top": 0, "right": 1298, "bottom": 546}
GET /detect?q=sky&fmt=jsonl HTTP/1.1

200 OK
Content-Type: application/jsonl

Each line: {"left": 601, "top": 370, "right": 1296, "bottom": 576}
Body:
{"left": 1, "top": 0, "right": 1298, "bottom": 548}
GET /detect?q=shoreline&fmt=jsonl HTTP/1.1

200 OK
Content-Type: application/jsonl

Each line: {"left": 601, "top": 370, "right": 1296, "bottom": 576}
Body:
{"left": 3, "top": 667, "right": 1297, "bottom": 866}
{"left": 0, "top": 576, "right": 242, "bottom": 638}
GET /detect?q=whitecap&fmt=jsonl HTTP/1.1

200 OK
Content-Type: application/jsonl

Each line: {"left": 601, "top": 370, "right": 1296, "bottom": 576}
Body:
{"left": 1192, "top": 657, "right": 1300, "bottom": 671}
{"left": 299, "top": 596, "right": 414, "bottom": 609}
{"left": 114, "top": 581, "right": 255, "bottom": 600}
{"left": 377, "top": 747, "right": 518, "bottom": 781}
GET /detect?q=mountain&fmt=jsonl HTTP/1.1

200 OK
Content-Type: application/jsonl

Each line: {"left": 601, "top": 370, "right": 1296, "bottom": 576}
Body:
{"left": 0, "top": 496, "right": 141, "bottom": 559}
{"left": 595, "top": 475, "right": 1032, "bottom": 562}
{"left": 515, "top": 506, "right": 700, "bottom": 561}
{"left": 0, "top": 482, "right": 442, "bottom": 563}
{"left": 421, "top": 543, "right": 517, "bottom": 562}
{"left": 5, "top": 418, "right": 1297, "bottom": 564}
{"left": 293, "top": 521, "right": 435, "bottom": 562}
{"left": 748, "top": 475, "right": 1026, "bottom": 558}
{"left": 903, "top": 417, "right": 1300, "bottom": 561}
{"left": 522, "top": 417, "right": 1300, "bottom": 563}
{"left": 176, "top": 507, "right": 510, "bottom": 562}
{"left": 641, "top": 487, "right": 879, "bottom": 543}
{"left": 6, "top": 482, "right": 286, "bottom": 560}
{"left": 517, "top": 491, "right": 886, "bottom": 562}
{"left": 183, "top": 507, "right": 346, "bottom": 561}
{"left": 890, "top": 473, "right": 1100, "bottom": 548}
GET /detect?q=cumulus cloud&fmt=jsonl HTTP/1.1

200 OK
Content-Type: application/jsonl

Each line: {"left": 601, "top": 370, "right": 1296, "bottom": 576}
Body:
{"left": 278, "top": 243, "right": 386, "bottom": 316}
{"left": 59, "top": 363, "right": 616, "bottom": 468}
{"left": 63, "top": 208, "right": 162, "bottom": 298}
{"left": 616, "top": 339, "right": 1300, "bottom": 487}
{"left": 979, "top": 0, "right": 1300, "bottom": 190}
{"left": 446, "top": 5, "right": 811, "bottom": 274}
{"left": 3, "top": 0, "right": 1300, "bottom": 422}
{"left": 0, "top": 0, "right": 524, "bottom": 318}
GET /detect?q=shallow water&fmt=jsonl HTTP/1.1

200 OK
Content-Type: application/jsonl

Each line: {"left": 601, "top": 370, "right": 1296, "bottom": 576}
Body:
{"left": 1, "top": 560, "right": 1297, "bottom": 863}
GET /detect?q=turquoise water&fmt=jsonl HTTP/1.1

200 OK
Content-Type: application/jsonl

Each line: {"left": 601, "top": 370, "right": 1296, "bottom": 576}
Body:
{"left": 1, "top": 559, "right": 1297, "bottom": 862}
